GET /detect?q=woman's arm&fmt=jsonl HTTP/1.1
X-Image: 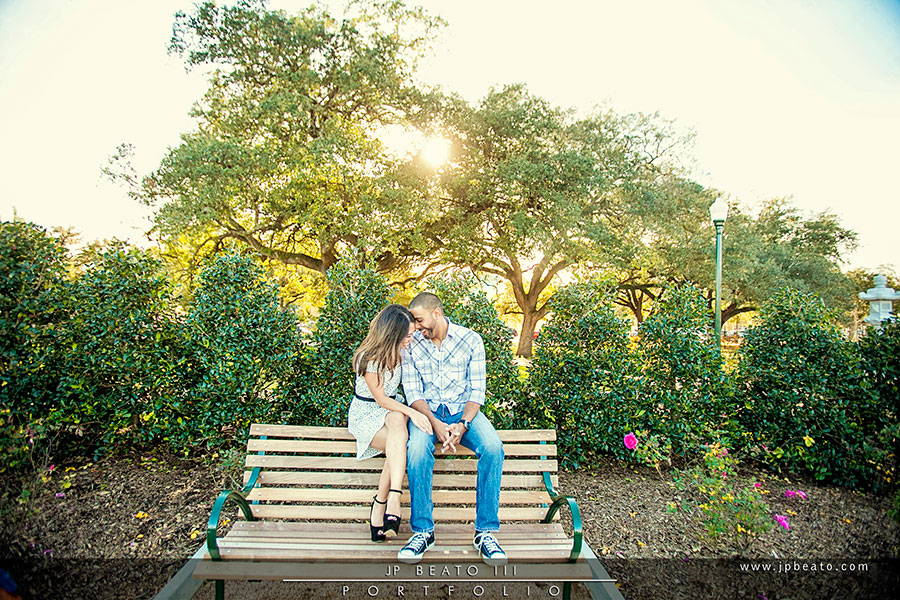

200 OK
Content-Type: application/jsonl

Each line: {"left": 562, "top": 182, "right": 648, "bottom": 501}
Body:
{"left": 363, "top": 371, "right": 421, "bottom": 419}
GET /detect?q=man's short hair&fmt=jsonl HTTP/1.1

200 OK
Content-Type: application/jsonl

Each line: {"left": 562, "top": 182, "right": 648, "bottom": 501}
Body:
{"left": 409, "top": 292, "right": 443, "bottom": 313}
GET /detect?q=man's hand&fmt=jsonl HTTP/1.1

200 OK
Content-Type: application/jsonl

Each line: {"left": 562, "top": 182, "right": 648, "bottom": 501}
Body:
{"left": 440, "top": 422, "right": 464, "bottom": 453}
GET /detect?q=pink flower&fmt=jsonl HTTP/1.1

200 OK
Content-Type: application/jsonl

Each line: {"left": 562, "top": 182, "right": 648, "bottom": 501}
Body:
{"left": 775, "top": 514, "right": 790, "bottom": 530}
{"left": 623, "top": 432, "right": 638, "bottom": 450}
{"left": 754, "top": 482, "right": 762, "bottom": 488}
{"left": 785, "top": 490, "right": 796, "bottom": 499}
{"left": 48, "top": 464, "right": 55, "bottom": 472}
{"left": 55, "top": 492, "right": 65, "bottom": 498}
{"left": 797, "top": 490, "right": 807, "bottom": 500}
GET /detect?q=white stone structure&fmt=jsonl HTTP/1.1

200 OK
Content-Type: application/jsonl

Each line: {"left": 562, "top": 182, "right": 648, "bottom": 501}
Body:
{"left": 859, "top": 274, "right": 900, "bottom": 328}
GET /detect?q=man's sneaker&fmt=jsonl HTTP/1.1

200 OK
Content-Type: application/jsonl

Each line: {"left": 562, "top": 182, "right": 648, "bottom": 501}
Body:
{"left": 473, "top": 531, "right": 507, "bottom": 566}
{"left": 397, "top": 531, "right": 435, "bottom": 564}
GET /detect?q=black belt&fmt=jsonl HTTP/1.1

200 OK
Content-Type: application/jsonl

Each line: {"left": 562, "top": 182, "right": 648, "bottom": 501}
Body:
{"left": 354, "top": 392, "right": 396, "bottom": 402}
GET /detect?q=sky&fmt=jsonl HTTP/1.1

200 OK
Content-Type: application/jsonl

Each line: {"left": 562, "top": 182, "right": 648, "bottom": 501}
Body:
{"left": 1, "top": 0, "right": 899, "bottom": 274}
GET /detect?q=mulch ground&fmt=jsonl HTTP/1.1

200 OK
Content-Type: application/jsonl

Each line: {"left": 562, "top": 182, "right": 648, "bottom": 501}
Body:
{"left": 1, "top": 450, "right": 898, "bottom": 600}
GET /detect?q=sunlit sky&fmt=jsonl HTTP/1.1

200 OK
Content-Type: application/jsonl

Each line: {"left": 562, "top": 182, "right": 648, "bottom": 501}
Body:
{"left": 1, "top": 0, "right": 898, "bottom": 273}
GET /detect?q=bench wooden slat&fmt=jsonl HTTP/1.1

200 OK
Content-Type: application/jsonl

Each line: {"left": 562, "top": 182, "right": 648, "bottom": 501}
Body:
{"left": 210, "top": 545, "right": 572, "bottom": 562}
{"left": 243, "top": 471, "right": 559, "bottom": 489}
{"left": 218, "top": 540, "right": 574, "bottom": 552}
{"left": 229, "top": 521, "right": 565, "bottom": 535}
{"left": 225, "top": 530, "right": 567, "bottom": 541}
{"left": 248, "top": 505, "right": 556, "bottom": 521}
{"left": 246, "top": 439, "right": 557, "bottom": 457}
{"left": 245, "top": 488, "right": 551, "bottom": 505}
{"left": 249, "top": 424, "right": 557, "bottom": 442}
{"left": 245, "top": 456, "right": 558, "bottom": 472}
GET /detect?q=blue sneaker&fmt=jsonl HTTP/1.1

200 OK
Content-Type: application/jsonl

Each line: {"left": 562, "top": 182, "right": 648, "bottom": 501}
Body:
{"left": 397, "top": 531, "right": 435, "bottom": 564}
{"left": 474, "top": 532, "right": 507, "bottom": 566}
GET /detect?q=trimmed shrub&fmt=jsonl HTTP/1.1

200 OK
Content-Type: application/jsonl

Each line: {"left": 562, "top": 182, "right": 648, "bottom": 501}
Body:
{"left": 305, "top": 255, "right": 392, "bottom": 427}
{"left": 425, "top": 272, "right": 524, "bottom": 427}
{"left": 0, "top": 222, "right": 69, "bottom": 471}
{"left": 529, "top": 279, "right": 640, "bottom": 467}
{"left": 51, "top": 244, "right": 185, "bottom": 454}
{"left": 854, "top": 318, "right": 899, "bottom": 489}
{"left": 636, "top": 284, "right": 737, "bottom": 457}
{"left": 736, "top": 288, "right": 879, "bottom": 488}
{"left": 181, "top": 252, "right": 303, "bottom": 448}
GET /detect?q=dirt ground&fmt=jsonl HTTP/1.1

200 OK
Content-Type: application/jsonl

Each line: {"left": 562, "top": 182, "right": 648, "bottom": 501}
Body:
{"left": 1, "top": 451, "right": 898, "bottom": 600}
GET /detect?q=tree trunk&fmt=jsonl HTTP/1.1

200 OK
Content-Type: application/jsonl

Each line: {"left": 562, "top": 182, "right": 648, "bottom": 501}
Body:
{"left": 517, "top": 306, "right": 540, "bottom": 358}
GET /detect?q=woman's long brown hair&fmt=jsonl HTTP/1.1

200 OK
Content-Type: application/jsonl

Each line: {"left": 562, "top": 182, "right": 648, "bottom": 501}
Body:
{"left": 352, "top": 304, "right": 414, "bottom": 384}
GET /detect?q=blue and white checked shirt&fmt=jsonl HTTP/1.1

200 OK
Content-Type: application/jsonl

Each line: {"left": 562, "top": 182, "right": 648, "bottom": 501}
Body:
{"left": 401, "top": 318, "right": 487, "bottom": 414}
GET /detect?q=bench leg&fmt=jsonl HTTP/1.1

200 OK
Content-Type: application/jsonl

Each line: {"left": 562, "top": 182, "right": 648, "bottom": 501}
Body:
{"left": 563, "top": 581, "right": 572, "bottom": 600}
{"left": 215, "top": 580, "right": 225, "bottom": 600}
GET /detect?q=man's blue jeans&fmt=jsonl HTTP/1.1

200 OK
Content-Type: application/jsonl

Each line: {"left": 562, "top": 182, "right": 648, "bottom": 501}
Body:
{"left": 406, "top": 405, "right": 504, "bottom": 534}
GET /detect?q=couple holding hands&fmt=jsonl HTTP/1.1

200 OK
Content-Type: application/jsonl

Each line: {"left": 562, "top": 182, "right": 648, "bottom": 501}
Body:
{"left": 346, "top": 293, "right": 507, "bottom": 566}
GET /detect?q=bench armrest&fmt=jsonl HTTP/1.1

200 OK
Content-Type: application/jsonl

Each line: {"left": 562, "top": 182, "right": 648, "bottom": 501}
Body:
{"left": 542, "top": 494, "right": 583, "bottom": 562}
{"left": 206, "top": 489, "right": 256, "bottom": 561}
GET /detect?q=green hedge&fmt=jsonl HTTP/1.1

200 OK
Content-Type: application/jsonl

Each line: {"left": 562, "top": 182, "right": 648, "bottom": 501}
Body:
{"left": 1, "top": 222, "right": 70, "bottom": 470}
{"left": 178, "top": 252, "right": 304, "bottom": 448}
{"left": 636, "top": 284, "right": 738, "bottom": 456}
{"left": 736, "top": 288, "right": 890, "bottom": 488}
{"left": 2, "top": 221, "right": 897, "bottom": 491}
{"left": 52, "top": 244, "right": 185, "bottom": 453}
{"left": 529, "top": 279, "right": 638, "bottom": 467}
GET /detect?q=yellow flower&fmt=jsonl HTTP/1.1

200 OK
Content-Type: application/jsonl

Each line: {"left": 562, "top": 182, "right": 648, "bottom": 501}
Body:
{"left": 189, "top": 530, "right": 200, "bottom": 539}
{"left": 803, "top": 436, "right": 814, "bottom": 447}
{"left": 133, "top": 512, "right": 149, "bottom": 519}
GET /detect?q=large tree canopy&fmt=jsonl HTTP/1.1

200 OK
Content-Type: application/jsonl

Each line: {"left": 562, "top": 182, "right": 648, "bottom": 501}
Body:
{"left": 141, "top": 0, "right": 444, "bottom": 273}
{"left": 612, "top": 186, "right": 858, "bottom": 326}
{"left": 429, "top": 85, "right": 681, "bottom": 355}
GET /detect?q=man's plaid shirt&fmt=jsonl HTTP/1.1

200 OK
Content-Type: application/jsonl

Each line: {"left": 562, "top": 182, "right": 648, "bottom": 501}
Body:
{"left": 401, "top": 318, "right": 487, "bottom": 414}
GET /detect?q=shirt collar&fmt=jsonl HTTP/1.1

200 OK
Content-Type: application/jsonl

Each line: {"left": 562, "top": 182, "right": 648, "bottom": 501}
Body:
{"left": 445, "top": 317, "right": 461, "bottom": 339}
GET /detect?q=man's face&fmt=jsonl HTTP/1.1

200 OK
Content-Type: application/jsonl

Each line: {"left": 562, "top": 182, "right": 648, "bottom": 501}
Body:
{"left": 409, "top": 306, "right": 440, "bottom": 339}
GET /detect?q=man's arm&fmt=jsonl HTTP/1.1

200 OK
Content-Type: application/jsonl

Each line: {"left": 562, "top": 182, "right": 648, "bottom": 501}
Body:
{"left": 467, "top": 334, "right": 487, "bottom": 407}
{"left": 400, "top": 346, "right": 425, "bottom": 406}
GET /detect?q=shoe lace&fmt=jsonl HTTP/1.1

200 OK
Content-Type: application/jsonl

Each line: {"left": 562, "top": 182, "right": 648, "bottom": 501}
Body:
{"left": 478, "top": 533, "right": 503, "bottom": 556}
{"left": 405, "top": 532, "right": 430, "bottom": 553}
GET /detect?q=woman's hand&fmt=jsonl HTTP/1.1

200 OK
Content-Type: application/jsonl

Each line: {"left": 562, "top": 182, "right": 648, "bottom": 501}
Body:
{"left": 410, "top": 412, "right": 433, "bottom": 435}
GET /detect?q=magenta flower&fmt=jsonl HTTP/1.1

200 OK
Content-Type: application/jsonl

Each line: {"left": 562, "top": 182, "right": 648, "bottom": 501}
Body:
{"left": 784, "top": 490, "right": 796, "bottom": 499}
{"left": 774, "top": 514, "right": 790, "bottom": 530}
{"left": 797, "top": 490, "right": 807, "bottom": 500}
{"left": 55, "top": 492, "right": 65, "bottom": 498}
{"left": 754, "top": 482, "right": 762, "bottom": 488}
{"left": 623, "top": 432, "right": 638, "bottom": 450}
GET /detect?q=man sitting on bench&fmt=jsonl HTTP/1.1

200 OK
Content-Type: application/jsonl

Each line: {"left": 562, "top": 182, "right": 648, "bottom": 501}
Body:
{"left": 397, "top": 292, "right": 507, "bottom": 566}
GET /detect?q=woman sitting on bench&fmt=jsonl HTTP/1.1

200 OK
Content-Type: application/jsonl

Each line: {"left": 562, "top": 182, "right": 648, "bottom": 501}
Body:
{"left": 347, "top": 304, "right": 434, "bottom": 542}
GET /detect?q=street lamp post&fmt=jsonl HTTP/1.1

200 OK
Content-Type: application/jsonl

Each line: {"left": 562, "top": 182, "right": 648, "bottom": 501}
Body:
{"left": 709, "top": 197, "right": 729, "bottom": 339}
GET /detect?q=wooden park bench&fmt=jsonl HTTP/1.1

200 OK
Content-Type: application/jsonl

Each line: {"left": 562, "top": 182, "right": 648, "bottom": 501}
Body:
{"left": 185, "top": 424, "right": 621, "bottom": 600}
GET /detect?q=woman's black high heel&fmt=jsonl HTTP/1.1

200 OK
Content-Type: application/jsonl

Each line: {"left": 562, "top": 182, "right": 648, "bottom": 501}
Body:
{"left": 370, "top": 495, "right": 387, "bottom": 543}
{"left": 382, "top": 489, "right": 402, "bottom": 537}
